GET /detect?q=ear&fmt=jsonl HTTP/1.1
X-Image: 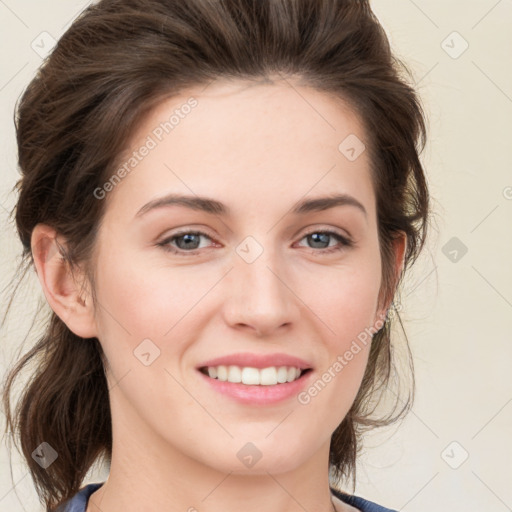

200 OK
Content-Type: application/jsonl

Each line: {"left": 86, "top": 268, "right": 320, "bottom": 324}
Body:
{"left": 31, "top": 223, "right": 98, "bottom": 339}
{"left": 374, "top": 230, "right": 407, "bottom": 325}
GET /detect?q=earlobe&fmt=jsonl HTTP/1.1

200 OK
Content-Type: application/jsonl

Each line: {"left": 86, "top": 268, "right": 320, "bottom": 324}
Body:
{"left": 374, "top": 231, "right": 408, "bottom": 326}
{"left": 394, "top": 230, "right": 408, "bottom": 279}
{"left": 31, "top": 223, "right": 98, "bottom": 339}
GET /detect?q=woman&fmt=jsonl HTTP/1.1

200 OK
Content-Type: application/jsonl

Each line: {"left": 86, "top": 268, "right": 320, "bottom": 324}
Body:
{"left": 2, "top": 0, "right": 430, "bottom": 511}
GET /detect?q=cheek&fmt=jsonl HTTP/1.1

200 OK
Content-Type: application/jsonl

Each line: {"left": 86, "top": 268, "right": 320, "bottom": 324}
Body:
{"left": 298, "top": 258, "right": 381, "bottom": 402}
{"left": 92, "top": 247, "right": 220, "bottom": 394}
{"left": 92, "top": 250, "right": 200, "bottom": 410}
{"left": 305, "top": 260, "right": 381, "bottom": 340}
{"left": 297, "top": 276, "right": 377, "bottom": 432}
{"left": 94, "top": 246, "right": 202, "bottom": 341}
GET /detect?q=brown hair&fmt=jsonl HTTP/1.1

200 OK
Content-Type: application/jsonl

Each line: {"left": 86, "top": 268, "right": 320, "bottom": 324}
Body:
{"left": 2, "top": 0, "right": 430, "bottom": 510}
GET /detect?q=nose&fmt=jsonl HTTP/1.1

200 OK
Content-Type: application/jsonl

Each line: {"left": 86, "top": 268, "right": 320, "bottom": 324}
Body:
{"left": 221, "top": 244, "right": 300, "bottom": 337}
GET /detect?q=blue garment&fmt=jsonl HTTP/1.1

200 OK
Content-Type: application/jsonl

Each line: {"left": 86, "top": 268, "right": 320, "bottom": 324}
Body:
{"left": 59, "top": 482, "right": 397, "bottom": 512}
{"left": 56, "top": 483, "right": 103, "bottom": 512}
{"left": 331, "top": 487, "right": 398, "bottom": 512}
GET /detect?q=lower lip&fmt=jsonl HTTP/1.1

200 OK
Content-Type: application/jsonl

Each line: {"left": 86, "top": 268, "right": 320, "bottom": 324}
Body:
{"left": 197, "top": 369, "right": 314, "bottom": 405}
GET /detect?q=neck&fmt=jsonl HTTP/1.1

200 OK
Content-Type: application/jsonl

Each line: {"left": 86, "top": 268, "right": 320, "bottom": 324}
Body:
{"left": 86, "top": 405, "right": 339, "bottom": 512}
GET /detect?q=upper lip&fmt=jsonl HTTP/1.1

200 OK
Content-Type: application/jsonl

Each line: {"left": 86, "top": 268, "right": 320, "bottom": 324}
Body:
{"left": 197, "top": 352, "right": 313, "bottom": 370}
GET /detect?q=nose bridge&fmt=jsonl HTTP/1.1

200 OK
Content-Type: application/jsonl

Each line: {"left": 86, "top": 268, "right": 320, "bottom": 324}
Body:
{"left": 223, "top": 233, "right": 298, "bottom": 334}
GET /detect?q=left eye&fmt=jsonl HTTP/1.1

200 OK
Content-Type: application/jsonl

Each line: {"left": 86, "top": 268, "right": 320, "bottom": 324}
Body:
{"left": 296, "top": 231, "right": 353, "bottom": 253}
{"left": 157, "top": 229, "right": 353, "bottom": 255}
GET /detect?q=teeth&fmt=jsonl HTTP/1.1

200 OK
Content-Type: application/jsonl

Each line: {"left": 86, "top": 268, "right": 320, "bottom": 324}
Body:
{"left": 205, "top": 365, "right": 303, "bottom": 385}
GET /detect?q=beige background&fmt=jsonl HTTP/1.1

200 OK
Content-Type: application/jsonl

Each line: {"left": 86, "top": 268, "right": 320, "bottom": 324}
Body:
{"left": 1, "top": 1, "right": 511, "bottom": 510}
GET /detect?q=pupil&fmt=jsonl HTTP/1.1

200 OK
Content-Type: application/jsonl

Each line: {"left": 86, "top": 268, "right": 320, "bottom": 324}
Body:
{"left": 309, "top": 233, "right": 329, "bottom": 248}
{"left": 178, "top": 234, "right": 199, "bottom": 250}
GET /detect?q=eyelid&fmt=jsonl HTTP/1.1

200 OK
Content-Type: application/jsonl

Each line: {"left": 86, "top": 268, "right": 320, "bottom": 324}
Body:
{"left": 157, "top": 225, "right": 216, "bottom": 242}
{"left": 300, "top": 225, "right": 352, "bottom": 240}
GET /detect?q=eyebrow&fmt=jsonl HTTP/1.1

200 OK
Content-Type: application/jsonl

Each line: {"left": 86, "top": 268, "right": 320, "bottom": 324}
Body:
{"left": 135, "top": 192, "right": 367, "bottom": 219}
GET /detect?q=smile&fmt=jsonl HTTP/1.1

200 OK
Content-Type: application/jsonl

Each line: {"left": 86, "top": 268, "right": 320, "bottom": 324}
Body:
{"left": 199, "top": 365, "right": 311, "bottom": 385}
{"left": 197, "top": 365, "right": 314, "bottom": 405}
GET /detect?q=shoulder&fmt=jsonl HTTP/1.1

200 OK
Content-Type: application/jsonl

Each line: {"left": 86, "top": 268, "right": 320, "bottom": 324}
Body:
{"left": 55, "top": 482, "right": 105, "bottom": 512}
{"left": 331, "top": 486, "right": 399, "bottom": 512}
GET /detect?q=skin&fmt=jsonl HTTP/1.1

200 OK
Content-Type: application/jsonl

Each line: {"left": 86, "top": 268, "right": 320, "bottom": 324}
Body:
{"left": 31, "top": 77, "right": 406, "bottom": 512}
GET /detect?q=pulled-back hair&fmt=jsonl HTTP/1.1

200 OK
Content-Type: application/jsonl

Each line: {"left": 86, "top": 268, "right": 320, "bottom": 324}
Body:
{"left": 2, "top": 0, "right": 430, "bottom": 510}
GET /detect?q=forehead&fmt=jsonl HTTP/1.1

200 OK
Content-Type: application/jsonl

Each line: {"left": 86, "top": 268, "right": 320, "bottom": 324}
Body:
{"left": 104, "top": 78, "right": 375, "bottom": 221}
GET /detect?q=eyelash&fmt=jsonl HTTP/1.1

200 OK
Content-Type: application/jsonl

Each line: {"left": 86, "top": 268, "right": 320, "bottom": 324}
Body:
{"left": 156, "top": 228, "right": 354, "bottom": 256}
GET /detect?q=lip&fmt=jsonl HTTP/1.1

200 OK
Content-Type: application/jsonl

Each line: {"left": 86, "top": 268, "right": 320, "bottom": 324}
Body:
{"left": 196, "top": 352, "right": 313, "bottom": 371}
{"left": 197, "top": 367, "right": 315, "bottom": 405}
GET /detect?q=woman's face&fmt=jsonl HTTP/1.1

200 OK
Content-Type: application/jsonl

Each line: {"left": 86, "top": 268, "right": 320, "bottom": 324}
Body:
{"left": 85, "top": 78, "right": 397, "bottom": 475}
